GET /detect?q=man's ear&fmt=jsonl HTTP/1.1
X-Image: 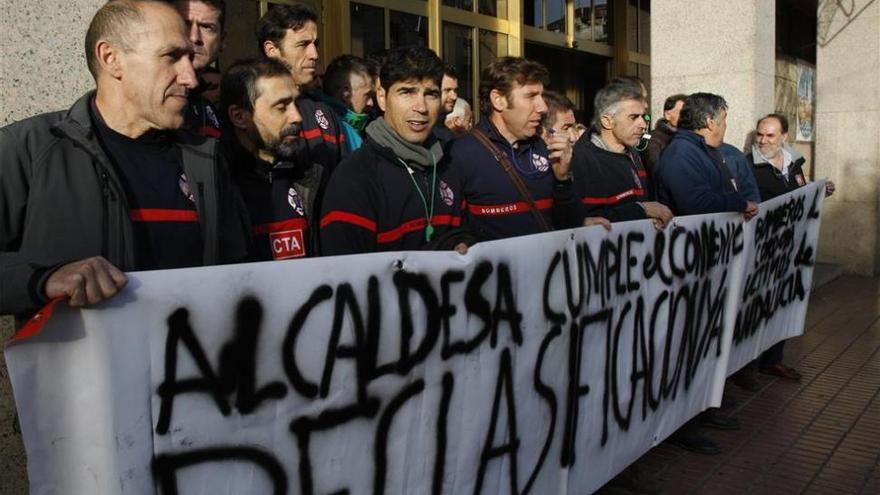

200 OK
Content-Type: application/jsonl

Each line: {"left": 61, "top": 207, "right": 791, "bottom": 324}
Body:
{"left": 705, "top": 116, "right": 716, "bottom": 132}
{"left": 262, "top": 40, "right": 280, "bottom": 59}
{"left": 599, "top": 113, "right": 615, "bottom": 131}
{"left": 95, "top": 40, "right": 123, "bottom": 79}
{"left": 227, "top": 105, "right": 252, "bottom": 130}
{"left": 490, "top": 89, "right": 508, "bottom": 112}
{"left": 376, "top": 84, "right": 387, "bottom": 112}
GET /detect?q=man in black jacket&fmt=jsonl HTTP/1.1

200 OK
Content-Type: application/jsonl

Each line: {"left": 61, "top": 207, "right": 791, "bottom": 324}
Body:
{"left": 0, "top": 0, "right": 249, "bottom": 319}
{"left": 320, "top": 46, "right": 469, "bottom": 255}
{"left": 749, "top": 113, "right": 835, "bottom": 380}
{"left": 642, "top": 93, "right": 686, "bottom": 173}
{"left": 572, "top": 81, "right": 672, "bottom": 229}
{"left": 172, "top": 0, "right": 226, "bottom": 137}
{"left": 221, "top": 58, "right": 327, "bottom": 261}
{"left": 258, "top": 4, "right": 347, "bottom": 176}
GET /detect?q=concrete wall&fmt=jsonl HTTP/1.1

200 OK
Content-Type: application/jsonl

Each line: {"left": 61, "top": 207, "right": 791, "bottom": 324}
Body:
{"left": 650, "top": 0, "right": 776, "bottom": 151}
{"left": 814, "top": 0, "right": 880, "bottom": 274}
{"left": 0, "top": 0, "right": 104, "bottom": 126}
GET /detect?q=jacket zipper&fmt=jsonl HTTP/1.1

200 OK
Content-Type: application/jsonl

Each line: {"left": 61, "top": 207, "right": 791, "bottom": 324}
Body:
{"left": 100, "top": 172, "right": 111, "bottom": 258}
{"left": 196, "top": 182, "right": 214, "bottom": 263}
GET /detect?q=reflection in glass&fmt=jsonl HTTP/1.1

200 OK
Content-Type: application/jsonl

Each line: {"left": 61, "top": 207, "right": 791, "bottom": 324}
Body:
{"left": 443, "top": 0, "right": 474, "bottom": 11}
{"left": 350, "top": 2, "right": 384, "bottom": 58}
{"left": 443, "top": 22, "right": 474, "bottom": 104}
{"left": 547, "top": 0, "right": 565, "bottom": 33}
{"left": 478, "top": 0, "right": 506, "bottom": 17}
{"left": 390, "top": 10, "right": 428, "bottom": 49}
{"left": 628, "top": 0, "right": 638, "bottom": 51}
{"left": 574, "top": 0, "right": 593, "bottom": 41}
{"left": 479, "top": 30, "right": 507, "bottom": 73}
{"left": 639, "top": 0, "right": 651, "bottom": 54}
{"left": 524, "top": 0, "right": 542, "bottom": 28}
{"left": 594, "top": 0, "right": 610, "bottom": 43}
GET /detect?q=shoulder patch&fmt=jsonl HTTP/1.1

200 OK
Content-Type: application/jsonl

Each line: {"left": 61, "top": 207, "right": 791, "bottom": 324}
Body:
{"left": 315, "top": 109, "right": 330, "bottom": 130}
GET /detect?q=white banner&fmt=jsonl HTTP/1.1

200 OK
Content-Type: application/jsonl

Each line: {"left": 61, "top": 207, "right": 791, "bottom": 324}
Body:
{"left": 5, "top": 195, "right": 821, "bottom": 494}
{"left": 727, "top": 181, "right": 826, "bottom": 376}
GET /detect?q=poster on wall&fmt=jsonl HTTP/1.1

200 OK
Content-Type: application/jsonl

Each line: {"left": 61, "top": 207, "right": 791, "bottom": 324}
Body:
{"left": 796, "top": 65, "right": 815, "bottom": 142}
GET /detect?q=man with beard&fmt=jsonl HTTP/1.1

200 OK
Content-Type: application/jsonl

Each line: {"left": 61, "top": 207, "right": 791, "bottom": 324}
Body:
{"left": 221, "top": 58, "right": 326, "bottom": 260}
{"left": 749, "top": 113, "right": 835, "bottom": 379}
{"left": 171, "top": 0, "right": 226, "bottom": 137}
{"left": 0, "top": 0, "right": 249, "bottom": 319}
{"left": 320, "top": 46, "right": 470, "bottom": 255}
{"left": 432, "top": 65, "right": 459, "bottom": 145}
{"left": 572, "top": 81, "right": 672, "bottom": 228}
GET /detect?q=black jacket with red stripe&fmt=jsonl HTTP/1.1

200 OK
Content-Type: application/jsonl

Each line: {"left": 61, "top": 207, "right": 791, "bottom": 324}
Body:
{"left": 319, "top": 136, "right": 464, "bottom": 256}
{"left": 184, "top": 94, "right": 223, "bottom": 139}
{"left": 448, "top": 119, "right": 579, "bottom": 240}
{"left": 298, "top": 92, "right": 346, "bottom": 176}
{"left": 223, "top": 139, "right": 327, "bottom": 261}
{"left": 572, "top": 138, "right": 652, "bottom": 223}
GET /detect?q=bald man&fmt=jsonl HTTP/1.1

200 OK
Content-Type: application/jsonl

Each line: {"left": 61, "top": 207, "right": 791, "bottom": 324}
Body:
{"left": 0, "top": 0, "right": 249, "bottom": 321}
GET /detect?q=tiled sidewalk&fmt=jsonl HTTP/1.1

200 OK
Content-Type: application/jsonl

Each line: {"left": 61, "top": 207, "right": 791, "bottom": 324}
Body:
{"left": 625, "top": 275, "right": 880, "bottom": 494}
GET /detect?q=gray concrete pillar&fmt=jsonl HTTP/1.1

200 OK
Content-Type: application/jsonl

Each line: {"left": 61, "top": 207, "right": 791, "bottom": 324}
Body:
{"left": 649, "top": 0, "right": 775, "bottom": 150}
{"left": 814, "top": 1, "right": 880, "bottom": 274}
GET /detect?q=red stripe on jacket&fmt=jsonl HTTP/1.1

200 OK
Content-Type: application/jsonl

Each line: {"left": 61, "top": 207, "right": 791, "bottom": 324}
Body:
{"left": 320, "top": 210, "right": 377, "bottom": 231}
{"left": 301, "top": 128, "right": 344, "bottom": 145}
{"left": 377, "top": 215, "right": 461, "bottom": 243}
{"left": 581, "top": 188, "right": 646, "bottom": 205}
{"left": 130, "top": 209, "right": 199, "bottom": 222}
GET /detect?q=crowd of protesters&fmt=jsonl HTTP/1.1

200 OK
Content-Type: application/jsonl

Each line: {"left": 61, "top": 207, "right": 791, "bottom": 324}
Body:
{"left": 0, "top": 0, "right": 837, "bottom": 492}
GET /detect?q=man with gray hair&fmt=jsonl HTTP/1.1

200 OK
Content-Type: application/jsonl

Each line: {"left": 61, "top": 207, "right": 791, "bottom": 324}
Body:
{"left": 0, "top": 0, "right": 249, "bottom": 321}
{"left": 656, "top": 92, "right": 759, "bottom": 218}
{"left": 570, "top": 81, "right": 672, "bottom": 228}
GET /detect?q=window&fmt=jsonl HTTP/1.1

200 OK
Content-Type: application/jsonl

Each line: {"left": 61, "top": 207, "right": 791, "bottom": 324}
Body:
{"left": 479, "top": 29, "right": 507, "bottom": 72}
{"left": 628, "top": 0, "right": 650, "bottom": 54}
{"left": 350, "top": 3, "right": 384, "bottom": 58}
{"left": 443, "top": 22, "right": 474, "bottom": 104}
{"left": 390, "top": 10, "right": 428, "bottom": 49}
{"left": 525, "top": 0, "right": 565, "bottom": 32}
{"left": 443, "top": 0, "right": 506, "bottom": 17}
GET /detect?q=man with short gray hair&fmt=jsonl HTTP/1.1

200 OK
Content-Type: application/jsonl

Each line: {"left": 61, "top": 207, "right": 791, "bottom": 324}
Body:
{"left": 445, "top": 97, "right": 473, "bottom": 134}
{"left": 655, "top": 92, "right": 758, "bottom": 218}
{"left": 571, "top": 81, "right": 672, "bottom": 229}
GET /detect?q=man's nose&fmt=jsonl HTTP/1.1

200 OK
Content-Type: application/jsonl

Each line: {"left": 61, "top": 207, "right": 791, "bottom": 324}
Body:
{"left": 188, "top": 21, "right": 202, "bottom": 45}
{"left": 306, "top": 43, "right": 319, "bottom": 60}
{"left": 178, "top": 58, "right": 198, "bottom": 89}
{"left": 535, "top": 96, "right": 548, "bottom": 114}
{"left": 287, "top": 104, "right": 302, "bottom": 126}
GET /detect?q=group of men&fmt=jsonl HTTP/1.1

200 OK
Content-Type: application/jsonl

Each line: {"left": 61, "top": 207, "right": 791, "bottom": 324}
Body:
{"left": 0, "top": 0, "right": 834, "bottom": 487}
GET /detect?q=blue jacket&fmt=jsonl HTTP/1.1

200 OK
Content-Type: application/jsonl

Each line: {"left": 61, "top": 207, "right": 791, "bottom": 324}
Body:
{"left": 448, "top": 119, "right": 579, "bottom": 240}
{"left": 719, "top": 143, "right": 761, "bottom": 202}
{"left": 655, "top": 130, "right": 747, "bottom": 215}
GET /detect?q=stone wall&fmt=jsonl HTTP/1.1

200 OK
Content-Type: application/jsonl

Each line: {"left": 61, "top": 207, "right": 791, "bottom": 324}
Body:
{"left": 0, "top": 0, "right": 104, "bottom": 126}
{"left": 814, "top": 0, "right": 880, "bottom": 274}
{"left": 650, "top": 0, "right": 775, "bottom": 151}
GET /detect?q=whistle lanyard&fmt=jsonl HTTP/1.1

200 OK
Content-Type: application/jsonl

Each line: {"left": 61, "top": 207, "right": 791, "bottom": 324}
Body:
{"left": 398, "top": 155, "right": 437, "bottom": 242}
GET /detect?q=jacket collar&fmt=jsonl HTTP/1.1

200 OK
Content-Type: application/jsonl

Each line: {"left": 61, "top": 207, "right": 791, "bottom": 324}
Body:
{"left": 674, "top": 128, "right": 714, "bottom": 151}
{"left": 750, "top": 143, "right": 804, "bottom": 166}
{"left": 52, "top": 91, "right": 217, "bottom": 159}
{"left": 475, "top": 117, "right": 540, "bottom": 152}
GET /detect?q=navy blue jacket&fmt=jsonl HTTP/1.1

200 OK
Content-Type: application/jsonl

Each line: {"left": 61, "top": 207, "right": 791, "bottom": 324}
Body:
{"left": 655, "top": 130, "right": 748, "bottom": 215}
{"left": 719, "top": 143, "right": 761, "bottom": 202}
{"left": 448, "top": 119, "right": 579, "bottom": 240}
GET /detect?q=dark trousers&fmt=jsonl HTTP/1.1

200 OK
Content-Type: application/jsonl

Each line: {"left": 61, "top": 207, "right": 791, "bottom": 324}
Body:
{"left": 760, "top": 340, "right": 785, "bottom": 367}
